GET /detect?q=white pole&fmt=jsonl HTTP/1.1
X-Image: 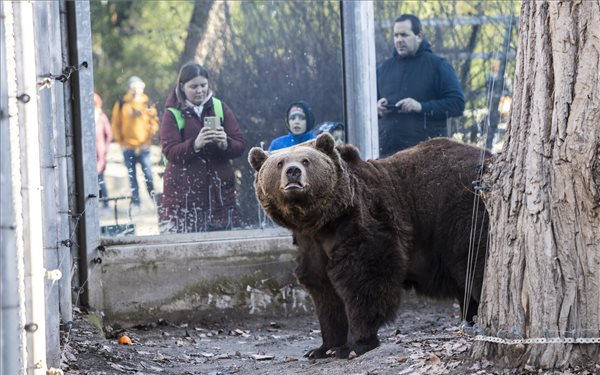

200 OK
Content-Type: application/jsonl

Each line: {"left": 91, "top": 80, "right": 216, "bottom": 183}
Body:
{"left": 13, "top": 1, "right": 48, "bottom": 374}
{"left": 3, "top": 2, "right": 28, "bottom": 373}
{"left": 342, "top": 0, "right": 379, "bottom": 160}
{"left": 1, "top": 2, "right": 22, "bottom": 374}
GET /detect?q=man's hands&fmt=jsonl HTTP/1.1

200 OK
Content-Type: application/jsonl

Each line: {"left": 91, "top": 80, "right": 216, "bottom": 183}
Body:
{"left": 194, "top": 127, "right": 228, "bottom": 152}
{"left": 377, "top": 97, "right": 422, "bottom": 115}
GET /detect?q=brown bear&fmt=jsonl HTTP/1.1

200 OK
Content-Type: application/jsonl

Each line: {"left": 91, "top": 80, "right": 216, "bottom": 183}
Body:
{"left": 248, "top": 133, "right": 489, "bottom": 359}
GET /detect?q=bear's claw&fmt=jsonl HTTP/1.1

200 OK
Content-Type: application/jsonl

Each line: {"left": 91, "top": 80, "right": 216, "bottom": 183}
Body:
{"left": 325, "top": 346, "right": 356, "bottom": 359}
{"left": 304, "top": 347, "right": 330, "bottom": 359}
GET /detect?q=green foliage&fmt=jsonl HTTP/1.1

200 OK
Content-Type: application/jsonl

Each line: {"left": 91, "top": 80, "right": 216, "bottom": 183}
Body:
{"left": 91, "top": 1, "right": 194, "bottom": 116}
{"left": 207, "top": 1, "right": 343, "bottom": 141}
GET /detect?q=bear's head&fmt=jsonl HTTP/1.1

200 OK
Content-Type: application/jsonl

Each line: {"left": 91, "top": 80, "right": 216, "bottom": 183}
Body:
{"left": 248, "top": 133, "right": 354, "bottom": 233}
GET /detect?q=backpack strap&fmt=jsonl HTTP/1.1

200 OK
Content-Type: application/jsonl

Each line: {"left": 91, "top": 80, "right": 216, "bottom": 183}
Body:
{"left": 167, "top": 107, "right": 185, "bottom": 131}
{"left": 212, "top": 97, "right": 224, "bottom": 123}
{"left": 162, "top": 107, "right": 185, "bottom": 166}
{"left": 166, "top": 100, "right": 221, "bottom": 130}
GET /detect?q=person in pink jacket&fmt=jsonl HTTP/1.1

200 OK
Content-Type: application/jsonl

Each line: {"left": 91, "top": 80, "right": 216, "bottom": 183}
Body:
{"left": 94, "top": 92, "right": 113, "bottom": 210}
{"left": 159, "top": 63, "right": 245, "bottom": 233}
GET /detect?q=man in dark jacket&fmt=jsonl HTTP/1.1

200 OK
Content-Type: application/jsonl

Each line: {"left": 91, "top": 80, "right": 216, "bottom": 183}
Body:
{"left": 377, "top": 14, "right": 465, "bottom": 157}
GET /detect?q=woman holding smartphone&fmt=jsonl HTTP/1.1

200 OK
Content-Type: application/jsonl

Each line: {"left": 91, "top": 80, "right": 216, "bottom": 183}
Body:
{"left": 159, "top": 62, "right": 245, "bottom": 233}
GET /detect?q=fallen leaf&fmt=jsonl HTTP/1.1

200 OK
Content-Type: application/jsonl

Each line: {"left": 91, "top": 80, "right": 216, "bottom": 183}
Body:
{"left": 251, "top": 354, "right": 274, "bottom": 361}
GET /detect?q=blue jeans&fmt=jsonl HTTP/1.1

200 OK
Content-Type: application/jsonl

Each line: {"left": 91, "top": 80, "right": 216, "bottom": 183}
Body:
{"left": 98, "top": 173, "right": 109, "bottom": 208}
{"left": 123, "top": 148, "right": 155, "bottom": 206}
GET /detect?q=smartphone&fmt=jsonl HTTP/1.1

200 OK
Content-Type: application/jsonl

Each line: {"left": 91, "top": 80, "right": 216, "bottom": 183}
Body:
{"left": 384, "top": 104, "right": 399, "bottom": 110}
{"left": 204, "top": 116, "right": 221, "bottom": 130}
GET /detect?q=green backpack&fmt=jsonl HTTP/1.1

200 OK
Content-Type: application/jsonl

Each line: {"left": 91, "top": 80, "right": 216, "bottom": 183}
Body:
{"left": 167, "top": 97, "right": 224, "bottom": 131}
{"left": 162, "top": 97, "right": 224, "bottom": 165}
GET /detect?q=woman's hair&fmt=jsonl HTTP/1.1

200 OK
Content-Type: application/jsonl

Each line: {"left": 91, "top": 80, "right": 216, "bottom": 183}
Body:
{"left": 175, "top": 62, "right": 210, "bottom": 105}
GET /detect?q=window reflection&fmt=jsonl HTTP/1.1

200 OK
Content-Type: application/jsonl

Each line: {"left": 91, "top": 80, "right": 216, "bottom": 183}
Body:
{"left": 91, "top": 1, "right": 345, "bottom": 237}
{"left": 92, "top": 1, "right": 518, "bottom": 238}
{"left": 373, "top": 2, "right": 518, "bottom": 153}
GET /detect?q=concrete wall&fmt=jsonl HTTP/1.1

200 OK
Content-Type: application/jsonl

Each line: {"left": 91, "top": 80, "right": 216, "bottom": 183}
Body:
{"left": 98, "top": 228, "right": 313, "bottom": 327}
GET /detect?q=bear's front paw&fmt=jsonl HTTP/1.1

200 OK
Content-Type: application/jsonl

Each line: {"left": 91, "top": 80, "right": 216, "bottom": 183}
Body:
{"left": 327, "top": 338, "right": 380, "bottom": 359}
{"left": 304, "top": 346, "right": 330, "bottom": 359}
{"left": 325, "top": 345, "right": 357, "bottom": 359}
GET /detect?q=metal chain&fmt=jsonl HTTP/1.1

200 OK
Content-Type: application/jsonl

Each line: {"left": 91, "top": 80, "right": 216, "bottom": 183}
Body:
{"left": 38, "top": 62, "right": 88, "bottom": 89}
{"left": 475, "top": 335, "right": 600, "bottom": 344}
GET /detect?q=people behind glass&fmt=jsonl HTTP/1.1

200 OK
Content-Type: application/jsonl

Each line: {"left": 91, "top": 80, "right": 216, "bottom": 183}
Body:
{"left": 159, "top": 62, "right": 245, "bottom": 233}
{"left": 94, "top": 92, "right": 112, "bottom": 214}
{"left": 268, "top": 101, "right": 316, "bottom": 151}
{"left": 111, "top": 76, "right": 159, "bottom": 211}
{"left": 376, "top": 14, "right": 465, "bottom": 157}
{"left": 314, "top": 121, "right": 345, "bottom": 146}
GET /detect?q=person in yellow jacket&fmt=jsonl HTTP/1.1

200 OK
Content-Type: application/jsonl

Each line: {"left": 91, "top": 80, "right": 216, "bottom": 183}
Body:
{"left": 112, "top": 76, "right": 159, "bottom": 210}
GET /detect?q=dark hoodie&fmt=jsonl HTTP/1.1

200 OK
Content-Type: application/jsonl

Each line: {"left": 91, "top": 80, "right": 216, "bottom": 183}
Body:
{"left": 268, "top": 100, "right": 316, "bottom": 151}
{"left": 376, "top": 39, "right": 465, "bottom": 156}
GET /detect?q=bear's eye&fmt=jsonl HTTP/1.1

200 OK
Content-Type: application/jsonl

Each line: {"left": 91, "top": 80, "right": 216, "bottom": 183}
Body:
{"left": 277, "top": 161, "right": 283, "bottom": 169}
{"left": 302, "top": 159, "right": 309, "bottom": 166}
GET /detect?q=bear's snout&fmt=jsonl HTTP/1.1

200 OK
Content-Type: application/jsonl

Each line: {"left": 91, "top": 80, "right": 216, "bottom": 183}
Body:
{"left": 286, "top": 166, "right": 302, "bottom": 179}
{"left": 282, "top": 162, "right": 306, "bottom": 191}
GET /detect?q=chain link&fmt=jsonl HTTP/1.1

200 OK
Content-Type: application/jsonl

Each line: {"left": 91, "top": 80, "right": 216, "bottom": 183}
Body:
{"left": 475, "top": 335, "right": 600, "bottom": 345}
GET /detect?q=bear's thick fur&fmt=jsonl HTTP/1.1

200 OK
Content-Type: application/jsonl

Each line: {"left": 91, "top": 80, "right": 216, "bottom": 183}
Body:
{"left": 248, "top": 133, "right": 489, "bottom": 359}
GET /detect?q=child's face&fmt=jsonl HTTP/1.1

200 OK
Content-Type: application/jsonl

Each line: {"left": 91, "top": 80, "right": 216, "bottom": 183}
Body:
{"left": 182, "top": 76, "right": 209, "bottom": 105}
{"left": 288, "top": 112, "right": 307, "bottom": 135}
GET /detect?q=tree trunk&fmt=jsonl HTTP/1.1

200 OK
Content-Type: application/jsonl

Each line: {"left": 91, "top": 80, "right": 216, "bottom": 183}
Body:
{"left": 473, "top": 0, "right": 600, "bottom": 369}
{"left": 178, "top": 0, "right": 214, "bottom": 69}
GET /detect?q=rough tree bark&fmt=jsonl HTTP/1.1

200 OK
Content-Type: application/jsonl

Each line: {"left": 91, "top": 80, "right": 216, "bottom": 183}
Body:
{"left": 473, "top": 0, "right": 600, "bottom": 370}
{"left": 179, "top": 0, "right": 214, "bottom": 70}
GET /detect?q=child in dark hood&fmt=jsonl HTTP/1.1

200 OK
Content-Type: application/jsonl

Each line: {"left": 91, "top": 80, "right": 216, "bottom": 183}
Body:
{"left": 268, "top": 100, "right": 316, "bottom": 151}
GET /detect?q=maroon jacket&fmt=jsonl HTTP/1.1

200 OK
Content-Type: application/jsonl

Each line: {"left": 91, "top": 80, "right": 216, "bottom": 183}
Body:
{"left": 159, "top": 90, "right": 245, "bottom": 232}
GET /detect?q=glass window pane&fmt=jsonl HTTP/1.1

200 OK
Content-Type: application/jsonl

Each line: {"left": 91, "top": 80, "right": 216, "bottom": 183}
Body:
{"left": 91, "top": 1, "right": 345, "bottom": 237}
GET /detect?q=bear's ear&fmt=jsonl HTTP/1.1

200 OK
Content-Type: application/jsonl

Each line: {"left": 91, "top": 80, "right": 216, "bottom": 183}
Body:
{"left": 338, "top": 144, "right": 362, "bottom": 163}
{"left": 315, "top": 132, "right": 335, "bottom": 155}
{"left": 248, "top": 147, "right": 269, "bottom": 172}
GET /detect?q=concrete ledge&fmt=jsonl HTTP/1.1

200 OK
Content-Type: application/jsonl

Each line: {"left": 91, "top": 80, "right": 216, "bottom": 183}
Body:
{"left": 97, "top": 228, "right": 313, "bottom": 327}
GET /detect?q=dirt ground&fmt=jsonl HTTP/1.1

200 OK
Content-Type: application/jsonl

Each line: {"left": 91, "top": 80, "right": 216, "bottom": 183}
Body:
{"left": 60, "top": 295, "right": 598, "bottom": 375}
